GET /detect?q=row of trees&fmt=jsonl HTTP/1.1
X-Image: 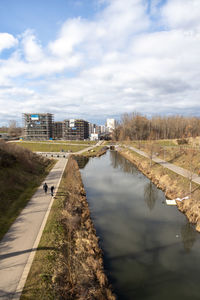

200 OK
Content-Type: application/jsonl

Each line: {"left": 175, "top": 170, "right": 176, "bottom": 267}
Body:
{"left": 113, "top": 113, "right": 200, "bottom": 141}
{"left": 0, "top": 121, "right": 22, "bottom": 137}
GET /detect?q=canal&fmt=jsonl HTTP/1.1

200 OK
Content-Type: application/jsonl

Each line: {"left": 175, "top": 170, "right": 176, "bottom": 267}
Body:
{"left": 78, "top": 151, "right": 200, "bottom": 300}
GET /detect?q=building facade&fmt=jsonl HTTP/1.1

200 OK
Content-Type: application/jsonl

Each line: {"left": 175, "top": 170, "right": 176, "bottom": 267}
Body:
{"left": 54, "top": 121, "right": 64, "bottom": 139}
{"left": 106, "top": 118, "right": 116, "bottom": 132}
{"left": 63, "top": 119, "right": 89, "bottom": 140}
{"left": 23, "top": 113, "right": 54, "bottom": 140}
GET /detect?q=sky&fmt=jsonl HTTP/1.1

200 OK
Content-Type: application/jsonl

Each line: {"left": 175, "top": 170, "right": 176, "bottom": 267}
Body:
{"left": 0, "top": 0, "right": 200, "bottom": 126}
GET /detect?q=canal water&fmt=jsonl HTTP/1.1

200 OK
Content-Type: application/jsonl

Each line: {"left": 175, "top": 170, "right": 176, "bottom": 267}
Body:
{"left": 78, "top": 151, "right": 200, "bottom": 300}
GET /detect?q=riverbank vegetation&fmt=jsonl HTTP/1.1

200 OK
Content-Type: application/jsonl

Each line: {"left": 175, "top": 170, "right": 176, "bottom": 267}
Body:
{"left": 113, "top": 112, "right": 200, "bottom": 141}
{"left": 21, "top": 156, "right": 115, "bottom": 300}
{"left": 122, "top": 138, "right": 200, "bottom": 175}
{"left": 118, "top": 147, "right": 200, "bottom": 232}
{"left": 82, "top": 145, "right": 108, "bottom": 157}
{"left": 0, "top": 140, "right": 54, "bottom": 240}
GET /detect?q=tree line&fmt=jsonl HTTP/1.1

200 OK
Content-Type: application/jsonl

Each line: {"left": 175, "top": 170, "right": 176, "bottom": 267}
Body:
{"left": 113, "top": 113, "right": 200, "bottom": 141}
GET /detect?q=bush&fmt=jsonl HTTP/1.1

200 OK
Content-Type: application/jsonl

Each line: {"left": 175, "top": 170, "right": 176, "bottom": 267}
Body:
{"left": 177, "top": 138, "right": 188, "bottom": 145}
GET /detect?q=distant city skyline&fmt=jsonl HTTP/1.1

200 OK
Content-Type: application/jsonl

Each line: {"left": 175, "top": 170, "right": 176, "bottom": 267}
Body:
{"left": 0, "top": 0, "right": 200, "bottom": 126}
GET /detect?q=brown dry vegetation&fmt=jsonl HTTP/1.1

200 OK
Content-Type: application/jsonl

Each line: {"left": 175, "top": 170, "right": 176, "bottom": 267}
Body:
{"left": 119, "top": 147, "right": 200, "bottom": 232}
{"left": 123, "top": 140, "right": 200, "bottom": 174}
{"left": 53, "top": 157, "right": 115, "bottom": 299}
{"left": 21, "top": 156, "right": 115, "bottom": 300}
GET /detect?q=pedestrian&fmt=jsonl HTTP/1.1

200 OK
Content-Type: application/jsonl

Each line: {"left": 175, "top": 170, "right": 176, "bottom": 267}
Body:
{"left": 50, "top": 185, "right": 55, "bottom": 196}
{"left": 43, "top": 182, "right": 48, "bottom": 194}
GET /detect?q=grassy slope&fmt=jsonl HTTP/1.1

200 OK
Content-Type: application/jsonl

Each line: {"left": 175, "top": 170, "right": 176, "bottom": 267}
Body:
{"left": 123, "top": 139, "right": 200, "bottom": 173}
{"left": 81, "top": 145, "right": 107, "bottom": 157}
{"left": 0, "top": 141, "right": 55, "bottom": 240}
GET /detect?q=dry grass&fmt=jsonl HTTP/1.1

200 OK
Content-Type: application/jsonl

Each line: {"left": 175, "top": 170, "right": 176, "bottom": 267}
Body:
{"left": 124, "top": 138, "right": 200, "bottom": 174}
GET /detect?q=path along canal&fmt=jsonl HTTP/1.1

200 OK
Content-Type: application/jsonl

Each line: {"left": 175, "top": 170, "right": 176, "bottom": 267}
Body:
{"left": 78, "top": 151, "right": 200, "bottom": 300}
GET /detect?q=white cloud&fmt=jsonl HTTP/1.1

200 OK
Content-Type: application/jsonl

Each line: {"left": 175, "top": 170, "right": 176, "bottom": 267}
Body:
{"left": 0, "top": 33, "right": 18, "bottom": 53}
{"left": 22, "top": 30, "right": 44, "bottom": 62}
{"left": 48, "top": 18, "right": 90, "bottom": 57}
{"left": 162, "top": 0, "right": 200, "bottom": 30}
{"left": 1, "top": 0, "right": 200, "bottom": 125}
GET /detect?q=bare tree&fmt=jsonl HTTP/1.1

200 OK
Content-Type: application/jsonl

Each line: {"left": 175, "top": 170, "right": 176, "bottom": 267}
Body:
{"left": 8, "top": 120, "right": 22, "bottom": 138}
{"left": 115, "top": 112, "right": 200, "bottom": 141}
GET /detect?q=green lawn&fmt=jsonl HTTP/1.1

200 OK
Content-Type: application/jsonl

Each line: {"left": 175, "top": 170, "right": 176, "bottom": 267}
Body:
{"left": 12, "top": 142, "right": 89, "bottom": 152}
{"left": 19, "top": 140, "right": 96, "bottom": 145}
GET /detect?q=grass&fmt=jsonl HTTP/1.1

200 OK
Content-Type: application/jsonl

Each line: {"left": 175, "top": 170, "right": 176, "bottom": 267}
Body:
{"left": 19, "top": 140, "right": 97, "bottom": 144}
{"left": 0, "top": 142, "right": 55, "bottom": 240}
{"left": 122, "top": 138, "right": 200, "bottom": 174}
{"left": 81, "top": 145, "right": 107, "bottom": 156}
{"left": 11, "top": 142, "right": 88, "bottom": 152}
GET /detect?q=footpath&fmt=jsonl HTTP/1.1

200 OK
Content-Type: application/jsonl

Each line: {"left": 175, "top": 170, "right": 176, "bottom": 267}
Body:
{"left": 0, "top": 158, "right": 68, "bottom": 300}
{"left": 125, "top": 145, "right": 200, "bottom": 185}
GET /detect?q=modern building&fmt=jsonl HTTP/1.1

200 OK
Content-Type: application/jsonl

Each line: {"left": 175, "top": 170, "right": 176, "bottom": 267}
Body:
{"left": 106, "top": 118, "right": 116, "bottom": 132}
{"left": 23, "top": 113, "right": 54, "bottom": 140}
{"left": 99, "top": 125, "right": 106, "bottom": 134}
{"left": 63, "top": 119, "right": 89, "bottom": 140}
{"left": 54, "top": 121, "right": 64, "bottom": 139}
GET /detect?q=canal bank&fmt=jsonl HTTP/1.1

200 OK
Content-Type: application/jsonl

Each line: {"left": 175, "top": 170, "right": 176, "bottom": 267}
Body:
{"left": 21, "top": 156, "right": 115, "bottom": 300}
{"left": 118, "top": 147, "right": 200, "bottom": 232}
{"left": 80, "top": 151, "right": 200, "bottom": 300}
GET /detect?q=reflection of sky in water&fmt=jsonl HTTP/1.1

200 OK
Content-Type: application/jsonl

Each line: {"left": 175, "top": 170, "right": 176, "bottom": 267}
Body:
{"left": 80, "top": 151, "right": 200, "bottom": 300}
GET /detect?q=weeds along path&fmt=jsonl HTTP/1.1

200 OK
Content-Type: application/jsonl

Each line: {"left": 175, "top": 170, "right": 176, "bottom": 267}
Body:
{"left": 0, "top": 158, "right": 68, "bottom": 300}
{"left": 125, "top": 145, "right": 200, "bottom": 185}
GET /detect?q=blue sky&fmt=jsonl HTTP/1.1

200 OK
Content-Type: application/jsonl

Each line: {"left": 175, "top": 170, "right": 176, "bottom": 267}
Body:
{"left": 0, "top": 0, "right": 100, "bottom": 46}
{"left": 0, "top": 0, "right": 200, "bottom": 126}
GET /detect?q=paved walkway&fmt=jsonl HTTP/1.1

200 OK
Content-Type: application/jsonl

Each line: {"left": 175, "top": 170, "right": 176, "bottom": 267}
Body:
{"left": 0, "top": 158, "right": 68, "bottom": 300}
{"left": 125, "top": 145, "right": 200, "bottom": 185}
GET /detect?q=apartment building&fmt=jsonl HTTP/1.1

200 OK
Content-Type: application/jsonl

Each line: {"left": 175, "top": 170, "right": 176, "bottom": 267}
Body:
{"left": 63, "top": 119, "right": 89, "bottom": 140}
{"left": 23, "top": 113, "right": 54, "bottom": 140}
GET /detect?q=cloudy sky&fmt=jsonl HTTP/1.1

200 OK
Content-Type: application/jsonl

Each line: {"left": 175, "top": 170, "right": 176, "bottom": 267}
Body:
{"left": 0, "top": 0, "right": 200, "bottom": 126}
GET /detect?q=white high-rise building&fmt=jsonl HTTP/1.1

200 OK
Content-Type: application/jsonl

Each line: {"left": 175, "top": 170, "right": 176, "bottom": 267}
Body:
{"left": 106, "top": 118, "right": 116, "bottom": 132}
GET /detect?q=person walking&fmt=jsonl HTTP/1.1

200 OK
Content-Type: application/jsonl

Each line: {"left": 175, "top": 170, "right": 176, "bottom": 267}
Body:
{"left": 43, "top": 182, "right": 48, "bottom": 194}
{"left": 50, "top": 185, "right": 55, "bottom": 196}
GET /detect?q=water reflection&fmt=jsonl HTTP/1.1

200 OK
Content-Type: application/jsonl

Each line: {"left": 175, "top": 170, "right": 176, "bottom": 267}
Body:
{"left": 73, "top": 155, "right": 89, "bottom": 169}
{"left": 181, "top": 222, "right": 197, "bottom": 252}
{"left": 110, "top": 151, "right": 138, "bottom": 175}
{"left": 144, "top": 182, "right": 158, "bottom": 211}
{"left": 80, "top": 151, "right": 200, "bottom": 300}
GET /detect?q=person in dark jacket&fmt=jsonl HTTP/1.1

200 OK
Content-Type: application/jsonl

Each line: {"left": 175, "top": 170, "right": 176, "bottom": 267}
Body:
{"left": 50, "top": 186, "right": 55, "bottom": 196}
{"left": 43, "top": 182, "right": 48, "bottom": 194}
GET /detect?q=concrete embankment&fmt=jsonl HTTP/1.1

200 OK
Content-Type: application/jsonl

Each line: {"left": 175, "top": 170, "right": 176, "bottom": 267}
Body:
{"left": 53, "top": 156, "right": 116, "bottom": 299}
{"left": 118, "top": 148, "right": 200, "bottom": 232}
